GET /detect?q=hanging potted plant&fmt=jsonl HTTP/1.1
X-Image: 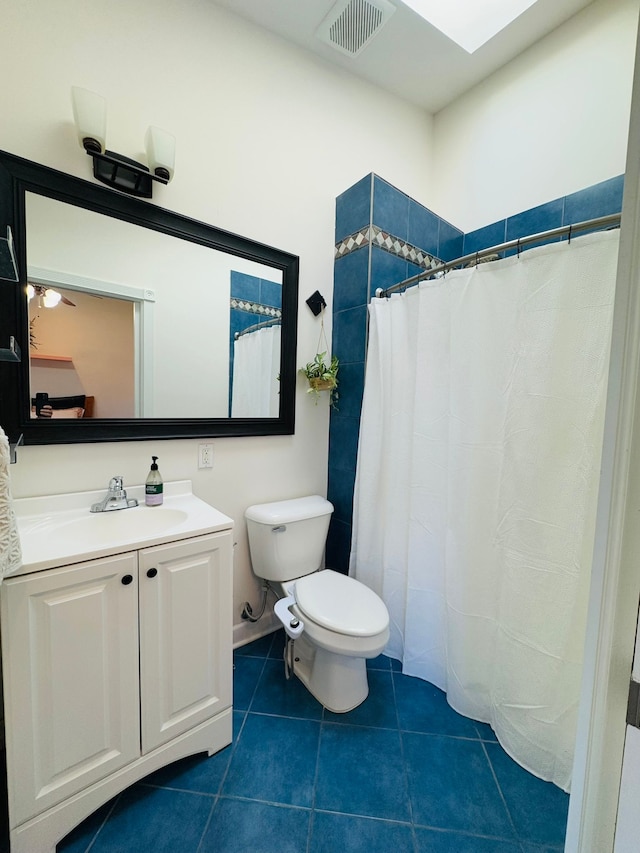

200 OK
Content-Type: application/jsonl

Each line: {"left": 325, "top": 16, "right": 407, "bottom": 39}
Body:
{"left": 301, "top": 351, "right": 339, "bottom": 406}
{"left": 300, "top": 304, "right": 339, "bottom": 407}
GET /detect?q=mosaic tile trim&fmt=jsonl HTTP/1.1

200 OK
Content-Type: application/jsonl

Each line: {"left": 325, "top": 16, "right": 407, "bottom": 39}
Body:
{"left": 335, "top": 224, "right": 441, "bottom": 271}
{"left": 335, "top": 226, "right": 373, "bottom": 257}
{"left": 229, "top": 298, "right": 282, "bottom": 319}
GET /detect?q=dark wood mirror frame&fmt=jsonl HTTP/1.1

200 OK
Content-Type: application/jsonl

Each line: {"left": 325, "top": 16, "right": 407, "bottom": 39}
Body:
{"left": 0, "top": 151, "right": 299, "bottom": 446}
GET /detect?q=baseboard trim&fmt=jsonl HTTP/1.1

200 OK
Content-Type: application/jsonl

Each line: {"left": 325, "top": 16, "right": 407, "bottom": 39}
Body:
{"left": 233, "top": 612, "right": 280, "bottom": 649}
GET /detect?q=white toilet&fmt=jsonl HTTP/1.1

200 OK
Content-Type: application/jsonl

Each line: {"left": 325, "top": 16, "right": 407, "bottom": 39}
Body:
{"left": 245, "top": 495, "right": 390, "bottom": 713}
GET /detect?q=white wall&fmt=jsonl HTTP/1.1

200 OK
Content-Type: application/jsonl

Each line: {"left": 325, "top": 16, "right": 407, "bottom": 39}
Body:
{"left": 0, "top": 0, "right": 434, "bottom": 643}
{"left": 432, "top": 0, "right": 639, "bottom": 232}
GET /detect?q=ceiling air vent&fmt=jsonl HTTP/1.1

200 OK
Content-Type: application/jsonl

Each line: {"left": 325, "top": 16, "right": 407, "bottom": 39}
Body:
{"left": 316, "top": 0, "right": 396, "bottom": 57}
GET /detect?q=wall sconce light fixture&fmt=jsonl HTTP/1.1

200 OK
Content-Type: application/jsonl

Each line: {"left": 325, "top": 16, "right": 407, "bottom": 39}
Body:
{"left": 0, "top": 226, "right": 19, "bottom": 282}
{"left": 71, "top": 87, "right": 175, "bottom": 199}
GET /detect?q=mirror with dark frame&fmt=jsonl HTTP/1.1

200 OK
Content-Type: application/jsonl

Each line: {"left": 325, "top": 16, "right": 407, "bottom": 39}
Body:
{"left": 0, "top": 151, "right": 299, "bottom": 445}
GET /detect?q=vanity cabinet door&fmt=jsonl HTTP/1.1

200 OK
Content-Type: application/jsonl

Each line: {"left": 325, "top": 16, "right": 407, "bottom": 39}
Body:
{"left": 0, "top": 553, "right": 141, "bottom": 827}
{"left": 138, "top": 532, "right": 232, "bottom": 753}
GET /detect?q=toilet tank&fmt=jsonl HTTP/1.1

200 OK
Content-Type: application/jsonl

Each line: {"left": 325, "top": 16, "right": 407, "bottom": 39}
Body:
{"left": 245, "top": 495, "right": 333, "bottom": 583}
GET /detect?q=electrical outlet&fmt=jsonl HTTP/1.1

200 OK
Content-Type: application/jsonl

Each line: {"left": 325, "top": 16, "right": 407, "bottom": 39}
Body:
{"left": 198, "top": 443, "right": 213, "bottom": 469}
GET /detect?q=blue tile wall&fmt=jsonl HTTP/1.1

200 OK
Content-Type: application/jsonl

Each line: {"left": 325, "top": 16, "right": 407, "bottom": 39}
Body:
{"left": 230, "top": 271, "right": 260, "bottom": 303}
{"left": 438, "top": 219, "right": 464, "bottom": 262}
{"left": 373, "top": 176, "right": 410, "bottom": 239}
{"left": 327, "top": 172, "right": 624, "bottom": 575}
{"left": 504, "top": 198, "right": 564, "bottom": 255}
{"left": 325, "top": 516, "right": 353, "bottom": 575}
{"left": 332, "top": 305, "right": 368, "bottom": 366}
{"left": 328, "top": 415, "right": 360, "bottom": 473}
{"left": 331, "top": 361, "right": 365, "bottom": 421}
{"left": 564, "top": 174, "right": 624, "bottom": 224}
{"left": 333, "top": 250, "right": 370, "bottom": 314}
{"left": 408, "top": 199, "right": 440, "bottom": 256}
{"left": 230, "top": 271, "right": 282, "bottom": 310}
{"left": 328, "top": 465, "right": 357, "bottom": 527}
{"left": 506, "top": 198, "right": 564, "bottom": 242}
{"left": 463, "top": 220, "right": 507, "bottom": 257}
{"left": 260, "top": 278, "right": 283, "bottom": 309}
{"left": 370, "top": 246, "right": 414, "bottom": 299}
{"left": 328, "top": 175, "right": 461, "bottom": 572}
{"left": 229, "top": 310, "right": 260, "bottom": 339}
{"left": 463, "top": 175, "right": 624, "bottom": 259}
{"left": 335, "top": 174, "right": 373, "bottom": 243}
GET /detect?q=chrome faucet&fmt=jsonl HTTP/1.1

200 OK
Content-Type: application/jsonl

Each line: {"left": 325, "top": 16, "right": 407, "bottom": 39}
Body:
{"left": 90, "top": 476, "right": 139, "bottom": 513}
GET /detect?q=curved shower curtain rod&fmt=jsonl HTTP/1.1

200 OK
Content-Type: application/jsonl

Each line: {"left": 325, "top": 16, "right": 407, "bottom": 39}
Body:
{"left": 234, "top": 316, "right": 281, "bottom": 339}
{"left": 375, "top": 212, "right": 622, "bottom": 299}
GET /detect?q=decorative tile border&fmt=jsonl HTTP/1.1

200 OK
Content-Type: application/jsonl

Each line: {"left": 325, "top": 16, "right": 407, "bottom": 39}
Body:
{"left": 335, "top": 226, "right": 373, "bottom": 257}
{"left": 229, "top": 298, "right": 282, "bottom": 318}
{"left": 335, "top": 224, "right": 442, "bottom": 271}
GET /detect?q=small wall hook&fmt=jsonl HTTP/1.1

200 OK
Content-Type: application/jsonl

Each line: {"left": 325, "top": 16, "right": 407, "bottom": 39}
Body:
{"left": 306, "top": 290, "right": 327, "bottom": 316}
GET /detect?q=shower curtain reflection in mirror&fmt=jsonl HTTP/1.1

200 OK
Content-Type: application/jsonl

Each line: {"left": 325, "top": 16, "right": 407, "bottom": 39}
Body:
{"left": 350, "top": 229, "right": 620, "bottom": 792}
{"left": 230, "top": 324, "right": 281, "bottom": 417}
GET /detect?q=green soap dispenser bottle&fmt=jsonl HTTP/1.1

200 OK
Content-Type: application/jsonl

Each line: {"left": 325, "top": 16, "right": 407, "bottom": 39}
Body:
{"left": 145, "top": 456, "right": 163, "bottom": 506}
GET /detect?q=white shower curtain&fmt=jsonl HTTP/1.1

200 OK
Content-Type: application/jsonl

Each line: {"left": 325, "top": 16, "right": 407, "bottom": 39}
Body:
{"left": 231, "top": 325, "right": 281, "bottom": 417}
{"left": 350, "top": 230, "right": 620, "bottom": 791}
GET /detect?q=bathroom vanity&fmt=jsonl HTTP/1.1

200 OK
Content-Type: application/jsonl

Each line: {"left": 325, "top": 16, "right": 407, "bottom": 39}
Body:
{"left": 0, "top": 481, "right": 233, "bottom": 853}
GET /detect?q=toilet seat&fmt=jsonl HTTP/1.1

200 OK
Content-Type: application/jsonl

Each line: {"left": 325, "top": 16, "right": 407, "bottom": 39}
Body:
{"left": 294, "top": 570, "right": 389, "bottom": 637}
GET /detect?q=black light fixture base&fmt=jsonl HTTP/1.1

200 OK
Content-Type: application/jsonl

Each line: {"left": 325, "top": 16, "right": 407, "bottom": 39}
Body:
{"left": 0, "top": 226, "right": 19, "bottom": 281}
{"left": 0, "top": 336, "right": 21, "bottom": 363}
{"left": 88, "top": 149, "right": 169, "bottom": 198}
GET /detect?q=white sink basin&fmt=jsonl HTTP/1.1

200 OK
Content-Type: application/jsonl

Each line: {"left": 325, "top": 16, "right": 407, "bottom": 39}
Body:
{"left": 28, "top": 506, "right": 190, "bottom": 548}
{"left": 14, "top": 481, "right": 234, "bottom": 574}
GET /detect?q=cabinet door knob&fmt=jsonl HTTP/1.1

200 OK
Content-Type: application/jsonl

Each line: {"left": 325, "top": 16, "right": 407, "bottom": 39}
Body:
{"left": 147, "top": 568, "right": 158, "bottom": 578}
{"left": 121, "top": 574, "right": 134, "bottom": 585}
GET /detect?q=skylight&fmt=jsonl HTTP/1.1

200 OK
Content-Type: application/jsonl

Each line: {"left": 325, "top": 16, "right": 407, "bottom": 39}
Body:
{"left": 401, "top": 0, "right": 539, "bottom": 53}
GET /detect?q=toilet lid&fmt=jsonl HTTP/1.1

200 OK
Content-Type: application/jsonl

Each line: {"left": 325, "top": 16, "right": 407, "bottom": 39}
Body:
{"left": 294, "top": 570, "right": 389, "bottom": 637}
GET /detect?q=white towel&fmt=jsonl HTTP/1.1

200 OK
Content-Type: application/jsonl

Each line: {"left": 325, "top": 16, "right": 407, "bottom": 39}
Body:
{"left": 0, "top": 426, "right": 22, "bottom": 581}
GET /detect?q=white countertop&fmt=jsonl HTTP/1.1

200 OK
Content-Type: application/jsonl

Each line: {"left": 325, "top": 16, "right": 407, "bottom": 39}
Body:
{"left": 13, "top": 480, "right": 234, "bottom": 575}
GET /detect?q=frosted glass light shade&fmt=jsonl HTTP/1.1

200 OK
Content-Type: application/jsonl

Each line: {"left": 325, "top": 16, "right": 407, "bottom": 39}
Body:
{"left": 71, "top": 87, "right": 107, "bottom": 153}
{"left": 145, "top": 126, "right": 175, "bottom": 182}
{"left": 42, "top": 288, "right": 62, "bottom": 308}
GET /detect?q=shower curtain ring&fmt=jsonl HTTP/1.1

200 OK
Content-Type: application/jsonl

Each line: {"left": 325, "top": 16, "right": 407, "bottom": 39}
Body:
{"left": 475, "top": 252, "right": 479, "bottom": 268}
{"left": 517, "top": 238, "right": 521, "bottom": 258}
{"left": 568, "top": 224, "right": 573, "bottom": 244}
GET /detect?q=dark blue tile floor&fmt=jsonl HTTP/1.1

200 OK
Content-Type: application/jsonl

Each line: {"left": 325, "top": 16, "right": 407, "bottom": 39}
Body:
{"left": 51, "top": 630, "right": 568, "bottom": 853}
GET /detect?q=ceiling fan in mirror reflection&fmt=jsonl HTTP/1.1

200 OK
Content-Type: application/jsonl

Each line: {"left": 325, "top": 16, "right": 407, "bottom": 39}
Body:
{"left": 71, "top": 87, "right": 175, "bottom": 199}
{"left": 26, "top": 284, "right": 75, "bottom": 309}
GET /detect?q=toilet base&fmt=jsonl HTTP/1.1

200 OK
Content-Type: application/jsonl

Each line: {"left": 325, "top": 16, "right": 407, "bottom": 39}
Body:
{"left": 291, "top": 635, "right": 369, "bottom": 713}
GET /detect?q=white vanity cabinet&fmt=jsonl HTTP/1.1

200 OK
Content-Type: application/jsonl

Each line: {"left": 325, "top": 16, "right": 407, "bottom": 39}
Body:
{"left": 138, "top": 535, "right": 232, "bottom": 752}
{"left": 1, "top": 486, "right": 233, "bottom": 853}
{"left": 3, "top": 551, "right": 142, "bottom": 826}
